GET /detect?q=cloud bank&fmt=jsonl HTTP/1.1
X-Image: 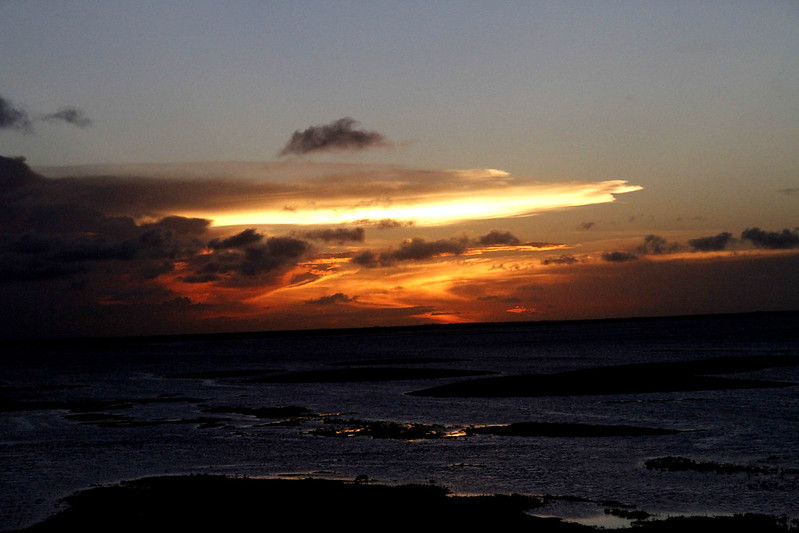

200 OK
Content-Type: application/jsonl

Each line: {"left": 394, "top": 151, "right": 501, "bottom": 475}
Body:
{"left": 3, "top": 155, "right": 797, "bottom": 339}
{"left": 37, "top": 162, "right": 639, "bottom": 227}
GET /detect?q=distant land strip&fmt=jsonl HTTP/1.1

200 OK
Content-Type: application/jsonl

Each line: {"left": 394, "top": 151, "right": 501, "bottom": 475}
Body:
{"left": 409, "top": 355, "right": 799, "bottom": 397}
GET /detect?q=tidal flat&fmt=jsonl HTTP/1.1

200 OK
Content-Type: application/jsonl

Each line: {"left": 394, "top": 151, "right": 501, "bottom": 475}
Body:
{"left": 3, "top": 313, "right": 798, "bottom": 530}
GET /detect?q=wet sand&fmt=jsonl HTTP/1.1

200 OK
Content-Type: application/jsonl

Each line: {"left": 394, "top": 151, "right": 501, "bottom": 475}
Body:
{"left": 5, "top": 352, "right": 797, "bottom": 530}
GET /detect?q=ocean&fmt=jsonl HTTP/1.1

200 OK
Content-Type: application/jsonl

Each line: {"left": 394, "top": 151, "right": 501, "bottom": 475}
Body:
{"left": 1, "top": 312, "right": 797, "bottom": 530}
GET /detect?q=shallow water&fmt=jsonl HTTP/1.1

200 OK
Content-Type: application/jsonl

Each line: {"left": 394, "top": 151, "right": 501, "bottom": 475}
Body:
{"left": 1, "top": 313, "right": 798, "bottom": 530}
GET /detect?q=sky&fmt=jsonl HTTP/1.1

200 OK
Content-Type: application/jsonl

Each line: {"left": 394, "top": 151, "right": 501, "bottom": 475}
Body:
{"left": 1, "top": 1, "right": 798, "bottom": 339}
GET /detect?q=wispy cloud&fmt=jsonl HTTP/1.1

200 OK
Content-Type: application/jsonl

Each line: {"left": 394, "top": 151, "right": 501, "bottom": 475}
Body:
{"left": 40, "top": 106, "right": 93, "bottom": 128}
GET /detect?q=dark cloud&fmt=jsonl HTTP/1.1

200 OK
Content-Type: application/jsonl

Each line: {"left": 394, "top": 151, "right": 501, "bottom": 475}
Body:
{"left": 741, "top": 227, "right": 799, "bottom": 249}
{"left": 278, "top": 117, "right": 389, "bottom": 156}
{"left": 478, "top": 230, "right": 521, "bottom": 246}
{"left": 542, "top": 254, "right": 579, "bottom": 265}
{"left": 304, "top": 292, "right": 356, "bottom": 305}
{"left": 0, "top": 214, "right": 209, "bottom": 285}
{"left": 350, "top": 250, "right": 380, "bottom": 267}
{"left": 238, "top": 237, "right": 310, "bottom": 276}
{"left": 1, "top": 95, "right": 92, "bottom": 132}
{"left": 352, "top": 230, "right": 539, "bottom": 268}
{"left": 578, "top": 221, "right": 595, "bottom": 231}
{"left": 187, "top": 236, "right": 312, "bottom": 284}
{"left": 391, "top": 236, "right": 468, "bottom": 261}
{"left": 0, "top": 95, "right": 32, "bottom": 132}
{"left": 602, "top": 251, "right": 638, "bottom": 262}
{"left": 688, "top": 232, "right": 734, "bottom": 252}
{"left": 304, "top": 227, "right": 365, "bottom": 243}
{"left": 0, "top": 156, "right": 214, "bottom": 285}
{"left": 352, "top": 236, "right": 469, "bottom": 267}
{"left": 40, "top": 106, "right": 92, "bottom": 128}
{"left": 209, "top": 228, "right": 264, "bottom": 249}
{"left": 637, "top": 234, "right": 681, "bottom": 255}
{"left": 144, "top": 216, "right": 211, "bottom": 235}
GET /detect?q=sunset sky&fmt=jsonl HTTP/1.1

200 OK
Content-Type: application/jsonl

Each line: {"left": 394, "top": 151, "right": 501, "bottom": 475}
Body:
{"left": 1, "top": 1, "right": 798, "bottom": 339}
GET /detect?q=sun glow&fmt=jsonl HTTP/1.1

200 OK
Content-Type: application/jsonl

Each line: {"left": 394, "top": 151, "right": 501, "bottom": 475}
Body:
{"left": 185, "top": 179, "right": 642, "bottom": 227}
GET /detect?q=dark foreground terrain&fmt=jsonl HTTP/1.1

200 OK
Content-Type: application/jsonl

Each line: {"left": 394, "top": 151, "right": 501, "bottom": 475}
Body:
{"left": 15, "top": 476, "right": 797, "bottom": 532}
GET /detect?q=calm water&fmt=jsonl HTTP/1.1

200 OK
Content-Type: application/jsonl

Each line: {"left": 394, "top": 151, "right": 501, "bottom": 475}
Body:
{"left": 1, "top": 313, "right": 798, "bottom": 530}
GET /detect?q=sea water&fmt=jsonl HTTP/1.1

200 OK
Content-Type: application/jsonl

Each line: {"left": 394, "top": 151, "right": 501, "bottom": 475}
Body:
{"left": 1, "top": 312, "right": 797, "bottom": 530}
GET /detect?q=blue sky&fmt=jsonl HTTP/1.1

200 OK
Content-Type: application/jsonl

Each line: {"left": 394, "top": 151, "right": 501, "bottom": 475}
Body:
{"left": 2, "top": 1, "right": 796, "bottom": 169}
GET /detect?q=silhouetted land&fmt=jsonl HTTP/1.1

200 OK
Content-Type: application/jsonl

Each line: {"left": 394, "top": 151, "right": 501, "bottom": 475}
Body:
{"left": 14, "top": 476, "right": 797, "bottom": 532}
{"left": 410, "top": 355, "right": 798, "bottom": 397}
{"left": 645, "top": 456, "right": 799, "bottom": 476}
{"left": 251, "top": 367, "right": 496, "bottom": 383}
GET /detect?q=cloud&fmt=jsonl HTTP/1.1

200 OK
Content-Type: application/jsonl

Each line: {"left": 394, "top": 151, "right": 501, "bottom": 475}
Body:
{"left": 478, "top": 230, "right": 521, "bottom": 246}
{"left": 0, "top": 214, "right": 210, "bottom": 285}
{"left": 688, "top": 232, "right": 734, "bottom": 252}
{"left": 278, "top": 117, "right": 389, "bottom": 156}
{"left": 0, "top": 95, "right": 32, "bottom": 132}
{"left": 143, "top": 216, "right": 211, "bottom": 235}
{"left": 636, "top": 234, "right": 681, "bottom": 255}
{"left": 185, "top": 236, "right": 312, "bottom": 284}
{"left": 602, "top": 251, "right": 638, "bottom": 262}
{"left": 578, "top": 221, "right": 595, "bottom": 231}
{"left": 353, "top": 236, "right": 470, "bottom": 267}
{"left": 542, "top": 254, "right": 579, "bottom": 265}
{"left": 741, "top": 227, "right": 799, "bottom": 249}
{"left": 778, "top": 188, "right": 798, "bottom": 197}
{"left": 355, "top": 219, "right": 415, "bottom": 230}
{"left": 0, "top": 157, "right": 297, "bottom": 289}
{"left": 209, "top": 228, "right": 264, "bottom": 249}
{"left": 1, "top": 94, "right": 92, "bottom": 132}
{"left": 0, "top": 156, "right": 650, "bottom": 337}
{"left": 41, "top": 161, "right": 639, "bottom": 227}
{"left": 40, "top": 106, "right": 92, "bottom": 128}
{"left": 303, "top": 227, "right": 365, "bottom": 243}
{"left": 304, "top": 292, "right": 356, "bottom": 305}
{"left": 351, "top": 230, "right": 546, "bottom": 268}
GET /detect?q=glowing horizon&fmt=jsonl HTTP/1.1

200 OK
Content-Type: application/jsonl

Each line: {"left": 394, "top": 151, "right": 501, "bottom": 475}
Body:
{"left": 177, "top": 176, "right": 643, "bottom": 228}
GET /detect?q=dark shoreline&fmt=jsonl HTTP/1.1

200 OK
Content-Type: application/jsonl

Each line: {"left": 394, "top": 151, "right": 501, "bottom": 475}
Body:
{"left": 12, "top": 475, "right": 798, "bottom": 532}
{"left": 3, "top": 309, "right": 797, "bottom": 346}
